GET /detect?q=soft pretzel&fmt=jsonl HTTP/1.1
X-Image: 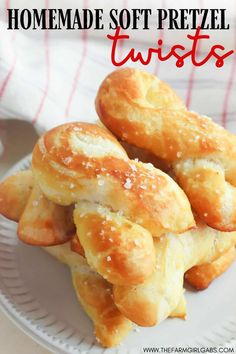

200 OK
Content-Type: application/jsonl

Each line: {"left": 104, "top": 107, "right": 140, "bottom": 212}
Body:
{"left": 185, "top": 246, "right": 236, "bottom": 290}
{"left": 43, "top": 242, "right": 132, "bottom": 347}
{"left": 113, "top": 221, "right": 236, "bottom": 326}
{"left": 96, "top": 68, "right": 236, "bottom": 231}
{"left": 0, "top": 171, "right": 75, "bottom": 246}
{"left": 18, "top": 184, "right": 75, "bottom": 245}
{"left": 32, "top": 122, "right": 194, "bottom": 236}
{"left": 0, "top": 172, "right": 186, "bottom": 345}
{"left": 1, "top": 165, "right": 235, "bottom": 347}
{"left": 70, "top": 233, "right": 85, "bottom": 257}
{"left": 74, "top": 202, "right": 155, "bottom": 285}
{"left": 0, "top": 169, "right": 155, "bottom": 284}
{"left": 31, "top": 122, "right": 195, "bottom": 284}
{"left": 0, "top": 170, "right": 33, "bottom": 221}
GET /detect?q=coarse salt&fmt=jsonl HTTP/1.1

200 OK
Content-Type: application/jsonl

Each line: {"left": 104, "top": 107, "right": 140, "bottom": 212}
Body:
{"left": 124, "top": 178, "right": 133, "bottom": 189}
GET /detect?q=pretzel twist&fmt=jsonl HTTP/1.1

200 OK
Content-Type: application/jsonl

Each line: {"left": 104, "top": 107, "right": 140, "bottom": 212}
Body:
{"left": 44, "top": 243, "right": 132, "bottom": 348}
{"left": 1, "top": 168, "right": 235, "bottom": 346}
{"left": 113, "top": 221, "right": 236, "bottom": 326}
{"left": 31, "top": 122, "right": 194, "bottom": 285}
{"left": 96, "top": 68, "right": 236, "bottom": 231}
{"left": 185, "top": 246, "right": 236, "bottom": 290}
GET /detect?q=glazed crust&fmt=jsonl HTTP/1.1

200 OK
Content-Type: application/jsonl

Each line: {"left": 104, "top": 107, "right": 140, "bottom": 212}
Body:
{"left": 96, "top": 68, "right": 236, "bottom": 231}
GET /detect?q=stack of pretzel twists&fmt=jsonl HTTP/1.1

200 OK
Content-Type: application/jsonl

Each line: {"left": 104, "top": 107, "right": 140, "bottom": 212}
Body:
{"left": 0, "top": 69, "right": 236, "bottom": 348}
{"left": 96, "top": 68, "right": 236, "bottom": 231}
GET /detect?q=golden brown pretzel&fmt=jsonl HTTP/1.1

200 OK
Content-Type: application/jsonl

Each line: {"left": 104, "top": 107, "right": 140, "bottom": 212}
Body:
{"left": 32, "top": 122, "right": 194, "bottom": 236}
{"left": 1, "top": 166, "right": 235, "bottom": 347}
{"left": 0, "top": 172, "right": 186, "bottom": 346}
{"left": 0, "top": 171, "right": 74, "bottom": 245}
{"left": 185, "top": 246, "right": 236, "bottom": 290}
{"left": 31, "top": 122, "right": 194, "bottom": 285}
{"left": 0, "top": 171, "right": 33, "bottom": 221}
{"left": 113, "top": 221, "right": 236, "bottom": 326}
{"left": 43, "top": 242, "right": 132, "bottom": 348}
{"left": 0, "top": 170, "right": 155, "bottom": 284}
{"left": 96, "top": 68, "right": 236, "bottom": 231}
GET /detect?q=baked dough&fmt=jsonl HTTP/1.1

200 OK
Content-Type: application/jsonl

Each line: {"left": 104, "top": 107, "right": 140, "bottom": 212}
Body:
{"left": 185, "top": 246, "right": 236, "bottom": 290}
{"left": 96, "top": 68, "right": 236, "bottom": 231}
{"left": 113, "top": 220, "right": 236, "bottom": 326}
{"left": 44, "top": 242, "right": 132, "bottom": 347}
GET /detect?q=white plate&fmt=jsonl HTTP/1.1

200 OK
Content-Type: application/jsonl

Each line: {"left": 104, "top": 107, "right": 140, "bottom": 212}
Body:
{"left": 0, "top": 155, "right": 236, "bottom": 354}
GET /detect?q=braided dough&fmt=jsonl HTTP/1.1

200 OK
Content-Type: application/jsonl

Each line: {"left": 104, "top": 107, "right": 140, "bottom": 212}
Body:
{"left": 0, "top": 166, "right": 235, "bottom": 346}
{"left": 0, "top": 118, "right": 236, "bottom": 348}
{"left": 31, "top": 122, "right": 195, "bottom": 284}
{"left": 96, "top": 68, "right": 236, "bottom": 231}
{"left": 43, "top": 242, "right": 132, "bottom": 347}
{"left": 185, "top": 246, "right": 236, "bottom": 290}
{"left": 32, "top": 122, "right": 194, "bottom": 236}
{"left": 0, "top": 171, "right": 33, "bottom": 221}
{"left": 113, "top": 221, "right": 236, "bottom": 326}
{"left": 0, "top": 170, "right": 75, "bottom": 246}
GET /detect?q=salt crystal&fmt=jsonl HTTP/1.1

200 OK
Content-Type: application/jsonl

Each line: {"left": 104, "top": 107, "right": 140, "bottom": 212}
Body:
{"left": 107, "top": 256, "right": 112, "bottom": 262}
{"left": 124, "top": 178, "right": 133, "bottom": 189}
{"left": 85, "top": 162, "right": 93, "bottom": 169}
{"left": 140, "top": 185, "right": 147, "bottom": 190}
{"left": 98, "top": 179, "right": 104, "bottom": 186}
{"left": 134, "top": 239, "right": 141, "bottom": 246}
{"left": 204, "top": 213, "right": 208, "bottom": 217}
{"left": 176, "top": 151, "right": 182, "bottom": 158}
{"left": 63, "top": 156, "right": 72, "bottom": 165}
{"left": 117, "top": 210, "right": 123, "bottom": 217}
{"left": 110, "top": 226, "right": 116, "bottom": 232}
{"left": 146, "top": 163, "right": 154, "bottom": 170}
{"left": 69, "top": 183, "right": 75, "bottom": 189}
{"left": 32, "top": 200, "right": 39, "bottom": 207}
{"left": 130, "top": 163, "right": 137, "bottom": 172}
